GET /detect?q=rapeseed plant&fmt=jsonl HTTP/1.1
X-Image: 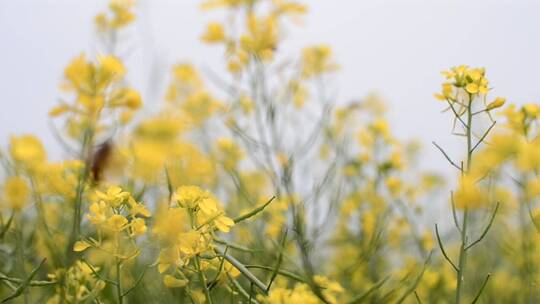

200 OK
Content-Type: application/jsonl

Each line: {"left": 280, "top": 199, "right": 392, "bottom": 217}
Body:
{"left": 1, "top": 1, "right": 539, "bottom": 303}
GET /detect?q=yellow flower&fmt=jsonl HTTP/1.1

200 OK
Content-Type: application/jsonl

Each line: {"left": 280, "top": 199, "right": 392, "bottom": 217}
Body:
{"left": 4, "top": 176, "right": 29, "bottom": 211}
{"left": 288, "top": 80, "right": 309, "bottom": 108}
{"left": 197, "top": 195, "right": 219, "bottom": 215}
{"left": 465, "top": 83, "right": 479, "bottom": 94}
{"left": 435, "top": 83, "right": 454, "bottom": 101}
{"left": 301, "top": 45, "right": 338, "bottom": 78}
{"left": 98, "top": 55, "right": 126, "bottom": 85}
{"left": 438, "top": 65, "right": 489, "bottom": 99}
{"left": 516, "top": 140, "right": 540, "bottom": 172}
{"left": 486, "top": 97, "right": 506, "bottom": 111}
{"left": 240, "top": 14, "right": 278, "bottom": 61}
{"left": 96, "top": 186, "right": 130, "bottom": 208}
{"left": 214, "top": 215, "right": 235, "bottom": 233}
{"left": 386, "top": 176, "right": 402, "bottom": 197}
{"left": 201, "top": 22, "right": 225, "bottom": 43}
{"left": 87, "top": 201, "right": 110, "bottom": 226}
{"left": 217, "top": 138, "right": 244, "bottom": 170}
{"left": 453, "top": 174, "right": 487, "bottom": 209}
{"left": 176, "top": 230, "right": 209, "bottom": 256}
{"left": 73, "top": 241, "right": 92, "bottom": 252}
{"left": 107, "top": 214, "right": 128, "bottom": 231}
{"left": 49, "top": 104, "right": 70, "bottom": 117}
{"left": 130, "top": 218, "right": 147, "bottom": 236}
{"left": 110, "top": 88, "right": 143, "bottom": 110}
{"left": 173, "top": 186, "right": 208, "bottom": 209}
{"left": 109, "top": 0, "right": 136, "bottom": 29}
{"left": 153, "top": 207, "right": 188, "bottom": 245}
{"left": 523, "top": 103, "right": 540, "bottom": 118}
{"left": 63, "top": 53, "right": 92, "bottom": 92}
{"left": 371, "top": 118, "right": 390, "bottom": 137}
{"left": 163, "top": 275, "right": 188, "bottom": 288}
{"left": 10, "top": 135, "right": 46, "bottom": 168}
{"left": 128, "top": 197, "right": 151, "bottom": 217}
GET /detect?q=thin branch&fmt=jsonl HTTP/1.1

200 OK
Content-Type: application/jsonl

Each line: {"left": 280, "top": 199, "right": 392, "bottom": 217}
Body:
{"left": 432, "top": 141, "right": 463, "bottom": 172}
{"left": 414, "top": 291, "right": 422, "bottom": 304}
{"left": 465, "top": 202, "right": 500, "bottom": 250}
{"left": 445, "top": 99, "right": 468, "bottom": 129}
{"left": 526, "top": 202, "right": 540, "bottom": 233}
{"left": 227, "top": 274, "right": 259, "bottom": 304}
{"left": 121, "top": 265, "right": 148, "bottom": 297}
{"left": 471, "top": 121, "right": 497, "bottom": 153}
{"left": 2, "top": 258, "right": 47, "bottom": 303}
{"left": 245, "top": 265, "right": 308, "bottom": 284}
{"left": 347, "top": 276, "right": 390, "bottom": 304}
{"left": 470, "top": 274, "right": 491, "bottom": 304}
{"left": 435, "top": 224, "right": 458, "bottom": 272}
{"left": 266, "top": 229, "right": 288, "bottom": 291}
{"left": 81, "top": 259, "right": 118, "bottom": 286}
{"left": 396, "top": 251, "right": 433, "bottom": 303}
{"left": 450, "top": 192, "right": 462, "bottom": 232}
{"left": 233, "top": 196, "right": 276, "bottom": 224}
{"left": 215, "top": 247, "right": 268, "bottom": 294}
{"left": 0, "top": 212, "right": 14, "bottom": 239}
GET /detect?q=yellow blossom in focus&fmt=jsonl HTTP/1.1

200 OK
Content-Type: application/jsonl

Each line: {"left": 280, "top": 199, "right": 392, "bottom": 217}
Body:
{"left": 173, "top": 185, "right": 208, "bottom": 209}
{"left": 87, "top": 201, "right": 110, "bottom": 226}
{"left": 130, "top": 218, "right": 147, "bottom": 236}
{"left": 107, "top": 214, "right": 128, "bottom": 231}
{"left": 486, "top": 97, "right": 506, "bottom": 111}
{"left": 213, "top": 214, "right": 235, "bottom": 232}
{"left": 96, "top": 186, "right": 130, "bottom": 208}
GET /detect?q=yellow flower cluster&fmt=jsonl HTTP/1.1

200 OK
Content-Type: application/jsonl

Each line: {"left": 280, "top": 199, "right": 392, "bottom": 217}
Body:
{"left": 50, "top": 54, "right": 142, "bottom": 139}
{"left": 200, "top": 0, "right": 307, "bottom": 73}
{"left": 258, "top": 276, "right": 344, "bottom": 304}
{"left": 74, "top": 186, "right": 150, "bottom": 253}
{"left": 95, "top": 0, "right": 136, "bottom": 31}
{"left": 10, "top": 134, "right": 47, "bottom": 170}
{"left": 47, "top": 261, "right": 105, "bottom": 304}
{"left": 154, "top": 185, "right": 234, "bottom": 287}
{"left": 301, "top": 45, "right": 339, "bottom": 78}
{"left": 8, "top": 0, "right": 540, "bottom": 303}
{"left": 435, "top": 65, "right": 505, "bottom": 116}
{"left": 165, "top": 64, "right": 222, "bottom": 126}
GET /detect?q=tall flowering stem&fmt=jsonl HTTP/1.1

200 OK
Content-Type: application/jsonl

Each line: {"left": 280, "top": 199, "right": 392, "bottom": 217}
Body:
{"left": 455, "top": 93, "right": 473, "bottom": 304}
{"left": 434, "top": 66, "right": 505, "bottom": 303}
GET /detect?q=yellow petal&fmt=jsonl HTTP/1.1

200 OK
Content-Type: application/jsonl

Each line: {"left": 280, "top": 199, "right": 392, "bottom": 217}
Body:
{"left": 465, "top": 83, "right": 479, "bottom": 94}
{"left": 73, "top": 241, "right": 91, "bottom": 252}
{"left": 163, "top": 275, "right": 188, "bottom": 288}
{"left": 486, "top": 97, "right": 506, "bottom": 111}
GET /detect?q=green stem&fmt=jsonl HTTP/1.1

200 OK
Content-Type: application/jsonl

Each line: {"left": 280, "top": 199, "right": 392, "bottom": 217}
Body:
{"left": 188, "top": 209, "right": 213, "bottom": 304}
{"left": 116, "top": 258, "right": 123, "bottom": 304}
{"left": 195, "top": 255, "right": 213, "bottom": 304}
{"left": 519, "top": 175, "right": 533, "bottom": 303}
{"left": 455, "top": 94, "right": 473, "bottom": 304}
{"left": 67, "top": 128, "right": 93, "bottom": 261}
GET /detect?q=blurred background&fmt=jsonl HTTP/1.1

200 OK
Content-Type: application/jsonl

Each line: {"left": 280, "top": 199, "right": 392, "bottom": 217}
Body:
{"left": 1, "top": 0, "right": 539, "bottom": 176}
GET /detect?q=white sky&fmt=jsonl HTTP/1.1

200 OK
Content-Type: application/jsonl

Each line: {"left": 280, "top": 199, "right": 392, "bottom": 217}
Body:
{"left": 1, "top": 0, "right": 539, "bottom": 181}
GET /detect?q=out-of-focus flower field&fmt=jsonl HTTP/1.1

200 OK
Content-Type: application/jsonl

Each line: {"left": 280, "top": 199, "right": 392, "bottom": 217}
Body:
{"left": 1, "top": 1, "right": 539, "bottom": 303}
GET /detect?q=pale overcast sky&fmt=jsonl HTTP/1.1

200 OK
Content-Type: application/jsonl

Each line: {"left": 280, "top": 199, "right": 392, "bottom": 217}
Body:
{"left": 1, "top": 0, "right": 539, "bottom": 179}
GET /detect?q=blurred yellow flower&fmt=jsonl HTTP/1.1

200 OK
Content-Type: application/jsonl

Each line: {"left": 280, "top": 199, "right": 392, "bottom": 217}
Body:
{"left": 4, "top": 176, "right": 29, "bottom": 211}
